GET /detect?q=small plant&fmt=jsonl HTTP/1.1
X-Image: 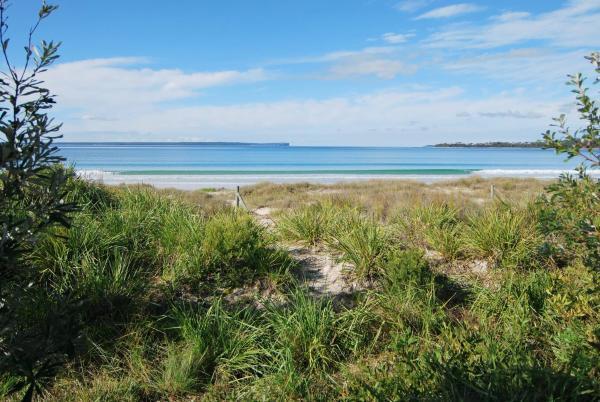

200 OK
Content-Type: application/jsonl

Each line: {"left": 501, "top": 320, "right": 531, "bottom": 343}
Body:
{"left": 392, "top": 204, "right": 465, "bottom": 259}
{"left": 383, "top": 249, "right": 432, "bottom": 290}
{"left": 0, "top": 3, "right": 80, "bottom": 401}
{"left": 277, "top": 202, "right": 336, "bottom": 247}
{"left": 266, "top": 290, "right": 342, "bottom": 375}
{"left": 201, "top": 210, "right": 292, "bottom": 288}
{"left": 157, "top": 342, "right": 202, "bottom": 396}
{"left": 170, "top": 301, "right": 265, "bottom": 388}
{"left": 463, "top": 205, "right": 538, "bottom": 268}
{"left": 329, "top": 214, "right": 388, "bottom": 281}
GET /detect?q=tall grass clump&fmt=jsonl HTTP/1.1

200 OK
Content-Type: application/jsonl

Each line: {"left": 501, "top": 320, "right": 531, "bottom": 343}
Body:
{"left": 391, "top": 203, "right": 465, "bottom": 260}
{"left": 277, "top": 202, "right": 336, "bottom": 246}
{"left": 156, "top": 201, "right": 206, "bottom": 283}
{"left": 163, "top": 301, "right": 265, "bottom": 392}
{"left": 463, "top": 204, "right": 540, "bottom": 268}
{"left": 266, "top": 290, "right": 342, "bottom": 376}
{"left": 378, "top": 249, "right": 446, "bottom": 335}
{"left": 329, "top": 214, "right": 389, "bottom": 281}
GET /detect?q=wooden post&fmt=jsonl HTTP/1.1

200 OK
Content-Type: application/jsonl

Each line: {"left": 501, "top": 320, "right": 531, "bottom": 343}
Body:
{"left": 236, "top": 185, "right": 240, "bottom": 208}
{"left": 490, "top": 184, "right": 495, "bottom": 200}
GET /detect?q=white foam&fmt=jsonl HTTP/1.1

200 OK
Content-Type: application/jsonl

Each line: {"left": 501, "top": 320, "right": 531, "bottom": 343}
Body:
{"left": 76, "top": 169, "right": 600, "bottom": 190}
{"left": 477, "top": 169, "right": 600, "bottom": 178}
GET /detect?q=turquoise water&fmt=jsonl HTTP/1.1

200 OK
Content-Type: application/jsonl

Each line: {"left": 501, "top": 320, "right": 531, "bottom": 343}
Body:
{"left": 59, "top": 143, "right": 576, "bottom": 175}
{"left": 59, "top": 142, "right": 595, "bottom": 189}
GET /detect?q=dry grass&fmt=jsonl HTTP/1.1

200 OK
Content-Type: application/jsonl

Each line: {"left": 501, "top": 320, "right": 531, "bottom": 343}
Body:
{"left": 241, "top": 178, "right": 549, "bottom": 219}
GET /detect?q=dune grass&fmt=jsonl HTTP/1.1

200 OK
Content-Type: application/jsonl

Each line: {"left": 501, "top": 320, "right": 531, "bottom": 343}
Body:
{"left": 2, "top": 178, "right": 599, "bottom": 401}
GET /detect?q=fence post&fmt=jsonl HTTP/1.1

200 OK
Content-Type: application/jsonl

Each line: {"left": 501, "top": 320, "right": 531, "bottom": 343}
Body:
{"left": 236, "top": 185, "right": 240, "bottom": 208}
{"left": 490, "top": 184, "right": 495, "bottom": 200}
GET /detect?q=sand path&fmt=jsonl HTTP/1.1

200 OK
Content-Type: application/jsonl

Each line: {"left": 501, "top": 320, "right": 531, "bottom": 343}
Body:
{"left": 250, "top": 206, "right": 355, "bottom": 297}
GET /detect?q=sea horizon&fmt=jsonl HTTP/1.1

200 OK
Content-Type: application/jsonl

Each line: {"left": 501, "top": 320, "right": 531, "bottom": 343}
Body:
{"left": 59, "top": 142, "right": 600, "bottom": 189}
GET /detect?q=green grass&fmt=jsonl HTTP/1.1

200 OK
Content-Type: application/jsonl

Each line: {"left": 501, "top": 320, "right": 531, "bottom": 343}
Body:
{"left": 463, "top": 204, "right": 541, "bottom": 268}
{"left": 328, "top": 213, "right": 389, "bottom": 281}
{"left": 276, "top": 202, "right": 337, "bottom": 246}
{"left": 391, "top": 203, "right": 465, "bottom": 259}
{"left": 2, "top": 178, "right": 599, "bottom": 401}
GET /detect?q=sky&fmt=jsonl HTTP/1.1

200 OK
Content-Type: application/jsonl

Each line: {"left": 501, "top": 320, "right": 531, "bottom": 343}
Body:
{"left": 5, "top": 0, "right": 600, "bottom": 145}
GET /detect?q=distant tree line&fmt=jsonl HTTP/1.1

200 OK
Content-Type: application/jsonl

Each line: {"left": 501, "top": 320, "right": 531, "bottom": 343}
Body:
{"left": 432, "top": 141, "right": 548, "bottom": 148}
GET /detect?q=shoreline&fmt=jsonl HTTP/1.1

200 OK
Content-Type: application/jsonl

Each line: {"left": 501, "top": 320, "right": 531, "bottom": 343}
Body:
{"left": 77, "top": 169, "right": 600, "bottom": 190}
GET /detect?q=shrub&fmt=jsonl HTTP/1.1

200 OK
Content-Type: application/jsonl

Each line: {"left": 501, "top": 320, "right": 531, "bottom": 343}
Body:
{"left": 200, "top": 211, "right": 292, "bottom": 288}
{"left": 537, "top": 174, "right": 600, "bottom": 268}
{"left": 463, "top": 205, "right": 540, "bottom": 268}
{"left": 377, "top": 250, "right": 445, "bottom": 334}
{"left": 383, "top": 249, "right": 432, "bottom": 289}
{"left": 0, "top": 3, "right": 75, "bottom": 273}
{"left": 540, "top": 52, "right": 600, "bottom": 270}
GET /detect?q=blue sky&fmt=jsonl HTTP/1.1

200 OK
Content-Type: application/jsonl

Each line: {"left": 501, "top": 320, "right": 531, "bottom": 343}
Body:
{"left": 6, "top": 0, "right": 600, "bottom": 145}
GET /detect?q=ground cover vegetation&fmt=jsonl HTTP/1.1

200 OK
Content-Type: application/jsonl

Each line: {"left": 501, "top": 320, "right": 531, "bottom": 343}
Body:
{"left": 0, "top": 3, "right": 598, "bottom": 401}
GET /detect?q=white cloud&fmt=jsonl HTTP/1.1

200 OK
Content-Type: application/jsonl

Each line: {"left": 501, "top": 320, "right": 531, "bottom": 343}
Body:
{"left": 329, "top": 58, "right": 417, "bottom": 79}
{"left": 271, "top": 46, "right": 398, "bottom": 65}
{"left": 395, "top": 0, "right": 433, "bottom": 13}
{"left": 415, "top": 3, "right": 483, "bottom": 20}
{"left": 444, "top": 48, "right": 592, "bottom": 85}
{"left": 478, "top": 110, "right": 544, "bottom": 119}
{"left": 425, "top": 0, "right": 600, "bottom": 48}
{"left": 382, "top": 32, "right": 415, "bottom": 44}
{"left": 491, "top": 11, "right": 531, "bottom": 22}
{"left": 269, "top": 45, "right": 416, "bottom": 80}
{"left": 45, "top": 58, "right": 267, "bottom": 117}
{"left": 46, "top": 59, "right": 566, "bottom": 145}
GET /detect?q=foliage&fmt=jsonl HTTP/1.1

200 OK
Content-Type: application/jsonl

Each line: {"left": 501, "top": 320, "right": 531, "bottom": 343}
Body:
{"left": 328, "top": 213, "right": 389, "bottom": 281}
{"left": 0, "top": 179, "right": 596, "bottom": 401}
{"left": 537, "top": 174, "right": 600, "bottom": 267}
{"left": 462, "top": 204, "right": 540, "bottom": 268}
{"left": 393, "top": 203, "right": 465, "bottom": 259}
{"left": 543, "top": 52, "right": 599, "bottom": 170}
{"left": 200, "top": 211, "right": 283, "bottom": 287}
{"left": 0, "top": 1, "right": 74, "bottom": 273}
{"left": 540, "top": 52, "right": 600, "bottom": 270}
{"left": 0, "top": 3, "right": 81, "bottom": 401}
{"left": 277, "top": 202, "right": 336, "bottom": 246}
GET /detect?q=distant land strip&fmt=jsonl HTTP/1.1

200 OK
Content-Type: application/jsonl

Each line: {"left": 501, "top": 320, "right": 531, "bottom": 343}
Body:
{"left": 58, "top": 142, "right": 291, "bottom": 147}
{"left": 117, "top": 169, "right": 476, "bottom": 175}
{"left": 431, "top": 141, "right": 547, "bottom": 148}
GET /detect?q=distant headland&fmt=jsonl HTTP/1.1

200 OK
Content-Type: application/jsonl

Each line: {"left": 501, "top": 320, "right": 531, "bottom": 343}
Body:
{"left": 58, "top": 141, "right": 291, "bottom": 147}
{"left": 431, "top": 141, "right": 546, "bottom": 148}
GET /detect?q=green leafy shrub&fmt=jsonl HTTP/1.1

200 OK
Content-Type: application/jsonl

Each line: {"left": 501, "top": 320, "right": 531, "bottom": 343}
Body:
{"left": 0, "top": 3, "right": 75, "bottom": 274}
{"left": 540, "top": 52, "right": 600, "bottom": 270}
{"left": 537, "top": 174, "right": 600, "bottom": 268}
{"left": 383, "top": 249, "right": 432, "bottom": 289}
{"left": 200, "top": 211, "right": 293, "bottom": 288}
{"left": 377, "top": 250, "right": 445, "bottom": 335}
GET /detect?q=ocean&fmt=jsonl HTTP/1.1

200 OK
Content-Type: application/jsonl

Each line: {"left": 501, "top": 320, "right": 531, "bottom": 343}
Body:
{"left": 58, "top": 142, "right": 598, "bottom": 189}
